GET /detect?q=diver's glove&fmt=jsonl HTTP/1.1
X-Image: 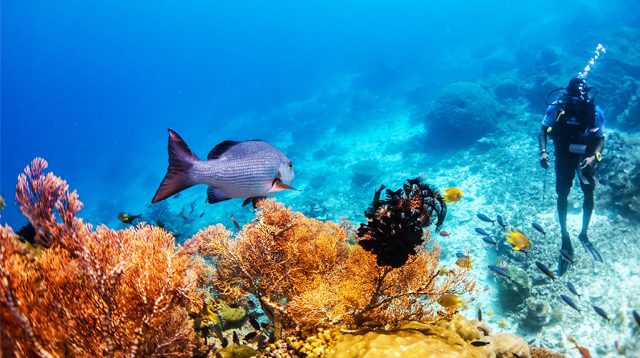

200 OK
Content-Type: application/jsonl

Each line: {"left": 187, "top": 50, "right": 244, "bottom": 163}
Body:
{"left": 540, "top": 152, "right": 550, "bottom": 169}
{"left": 579, "top": 233, "right": 603, "bottom": 262}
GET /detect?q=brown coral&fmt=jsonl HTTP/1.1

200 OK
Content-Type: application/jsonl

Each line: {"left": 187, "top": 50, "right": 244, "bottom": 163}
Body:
{"left": 530, "top": 347, "right": 566, "bottom": 358}
{"left": 193, "top": 199, "right": 474, "bottom": 338}
{"left": 0, "top": 158, "right": 207, "bottom": 357}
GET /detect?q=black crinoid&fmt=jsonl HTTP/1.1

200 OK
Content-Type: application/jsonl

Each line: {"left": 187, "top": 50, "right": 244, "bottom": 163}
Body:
{"left": 357, "top": 177, "right": 447, "bottom": 268}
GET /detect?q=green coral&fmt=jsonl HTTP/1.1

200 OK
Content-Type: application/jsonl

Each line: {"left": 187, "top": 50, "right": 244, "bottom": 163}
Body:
{"left": 218, "top": 302, "right": 247, "bottom": 329}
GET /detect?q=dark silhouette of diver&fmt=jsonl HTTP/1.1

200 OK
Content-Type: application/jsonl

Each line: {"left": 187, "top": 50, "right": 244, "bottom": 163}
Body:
{"left": 538, "top": 77, "right": 605, "bottom": 275}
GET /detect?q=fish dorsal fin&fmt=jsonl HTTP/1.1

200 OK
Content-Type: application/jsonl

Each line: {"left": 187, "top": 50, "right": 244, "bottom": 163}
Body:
{"left": 208, "top": 141, "right": 242, "bottom": 160}
{"left": 207, "top": 139, "right": 264, "bottom": 160}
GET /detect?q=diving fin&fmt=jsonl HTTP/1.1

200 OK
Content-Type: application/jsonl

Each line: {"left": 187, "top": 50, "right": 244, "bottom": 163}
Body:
{"left": 579, "top": 234, "right": 603, "bottom": 262}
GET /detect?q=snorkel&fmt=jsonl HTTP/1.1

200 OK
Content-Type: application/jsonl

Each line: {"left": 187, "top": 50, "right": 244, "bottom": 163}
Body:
{"left": 545, "top": 43, "right": 606, "bottom": 105}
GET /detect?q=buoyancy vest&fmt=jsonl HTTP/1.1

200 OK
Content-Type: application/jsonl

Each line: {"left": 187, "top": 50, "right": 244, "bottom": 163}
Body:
{"left": 549, "top": 94, "right": 597, "bottom": 154}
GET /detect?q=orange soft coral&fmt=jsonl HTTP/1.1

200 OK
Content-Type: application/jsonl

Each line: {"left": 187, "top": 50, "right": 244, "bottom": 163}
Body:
{"left": 193, "top": 199, "right": 474, "bottom": 338}
{"left": 1, "top": 158, "right": 207, "bottom": 357}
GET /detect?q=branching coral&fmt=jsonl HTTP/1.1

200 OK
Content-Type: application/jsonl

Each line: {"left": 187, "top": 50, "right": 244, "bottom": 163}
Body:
{"left": 0, "top": 158, "right": 208, "bottom": 357}
{"left": 193, "top": 196, "right": 474, "bottom": 338}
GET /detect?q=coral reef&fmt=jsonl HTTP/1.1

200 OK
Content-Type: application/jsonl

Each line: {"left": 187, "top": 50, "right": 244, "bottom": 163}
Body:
{"left": 521, "top": 299, "right": 553, "bottom": 331}
{"left": 192, "top": 197, "right": 474, "bottom": 338}
{"left": 0, "top": 158, "right": 208, "bottom": 357}
{"left": 328, "top": 316, "right": 530, "bottom": 358}
{"left": 264, "top": 316, "right": 535, "bottom": 358}
{"left": 495, "top": 265, "right": 532, "bottom": 311}
{"left": 596, "top": 130, "right": 640, "bottom": 220}
{"left": 530, "top": 347, "right": 566, "bottom": 358}
{"left": 422, "top": 82, "right": 503, "bottom": 150}
{"left": 0, "top": 160, "right": 557, "bottom": 356}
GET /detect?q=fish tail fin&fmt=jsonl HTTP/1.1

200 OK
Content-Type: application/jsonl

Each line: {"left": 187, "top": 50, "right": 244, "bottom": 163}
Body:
{"left": 152, "top": 129, "right": 199, "bottom": 203}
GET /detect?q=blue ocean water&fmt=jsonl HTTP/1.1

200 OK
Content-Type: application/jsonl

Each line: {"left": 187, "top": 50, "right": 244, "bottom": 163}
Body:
{"left": 2, "top": 0, "right": 640, "bottom": 355}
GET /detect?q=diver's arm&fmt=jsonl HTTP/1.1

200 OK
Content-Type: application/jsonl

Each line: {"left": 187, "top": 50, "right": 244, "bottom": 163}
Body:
{"left": 593, "top": 136, "right": 604, "bottom": 155}
{"left": 538, "top": 126, "right": 550, "bottom": 169}
{"left": 538, "top": 125, "right": 548, "bottom": 153}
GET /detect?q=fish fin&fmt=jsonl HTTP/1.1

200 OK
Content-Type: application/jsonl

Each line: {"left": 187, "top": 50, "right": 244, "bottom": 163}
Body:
{"left": 206, "top": 186, "right": 232, "bottom": 204}
{"left": 269, "top": 179, "right": 298, "bottom": 192}
{"left": 152, "top": 129, "right": 199, "bottom": 203}
{"left": 242, "top": 197, "right": 267, "bottom": 207}
{"left": 207, "top": 140, "right": 242, "bottom": 160}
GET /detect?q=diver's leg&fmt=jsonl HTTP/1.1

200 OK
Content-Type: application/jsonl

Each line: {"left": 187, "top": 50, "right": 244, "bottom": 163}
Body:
{"left": 555, "top": 154, "right": 575, "bottom": 275}
{"left": 581, "top": 187, "right": 594, "bottom": 234}
{"left": 578, "top": 168, "right": 602, "bottom": 261}
{"left": 555, "top": 155, "right": 574, "bottom": 239}
{"left": 557, "top": 195, "right": 569, "bottom": 235}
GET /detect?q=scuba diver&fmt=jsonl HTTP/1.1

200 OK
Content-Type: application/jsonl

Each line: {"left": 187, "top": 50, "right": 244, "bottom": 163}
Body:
{"left": 538, "top": 77, "right": 605, "bottom": 275}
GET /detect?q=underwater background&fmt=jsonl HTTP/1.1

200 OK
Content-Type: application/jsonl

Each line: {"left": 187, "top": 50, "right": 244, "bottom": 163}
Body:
{"left": 2, "top": 0, "right": 640, "bottom": 356}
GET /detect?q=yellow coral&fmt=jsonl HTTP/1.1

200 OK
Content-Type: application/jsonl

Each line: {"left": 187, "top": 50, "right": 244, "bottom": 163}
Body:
{"left": 328, "top": 328, "right": 482, "bottom": 358}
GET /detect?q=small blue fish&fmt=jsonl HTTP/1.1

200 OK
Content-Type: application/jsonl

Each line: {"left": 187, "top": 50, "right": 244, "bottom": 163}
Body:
{"left": 560, "top": 249, "right": 574, "bottom": 264}
{"left": 560, "top": 294, "right": 580, "bottom": 312}
{"left": 531, "top": 222, "right": 546, "bottom": 236}
{"left": 566, "top": 282, "right": 580, "bottom": 297}
{"left": 496, "top": 215, "right": 507, "bottom": 230}
{"left": 455, "top": 252, "right": 465, "bottom": 258}
{"left": 633, "top": 310, "right": 640, "bottom": 328}
{"left": 535, "top": 261, "right": 556, "bottom": 280}
{"left": 592, "top": 305, "right": 610, "bottom": 321}
{"left": 475, "top": 227, "right": 490, "bottom": 236}
{"left": 477, "top": 213, "right": 495, "bottom": 224}
{"left": 482, "top": 236, "right": 497, "bottom": 245}
{"left": 488, "top": 265, "right": 510, "bottom": 279}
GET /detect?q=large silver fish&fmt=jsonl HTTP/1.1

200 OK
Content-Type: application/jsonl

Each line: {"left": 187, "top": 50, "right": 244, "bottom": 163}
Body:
{"left": 152, "top": 129, "right": 296, "bottom": 206}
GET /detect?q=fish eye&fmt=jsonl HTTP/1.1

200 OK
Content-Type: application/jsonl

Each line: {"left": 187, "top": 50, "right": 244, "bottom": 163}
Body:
{"left": 288, "top": 161, "right": 292, "bottom": 168}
